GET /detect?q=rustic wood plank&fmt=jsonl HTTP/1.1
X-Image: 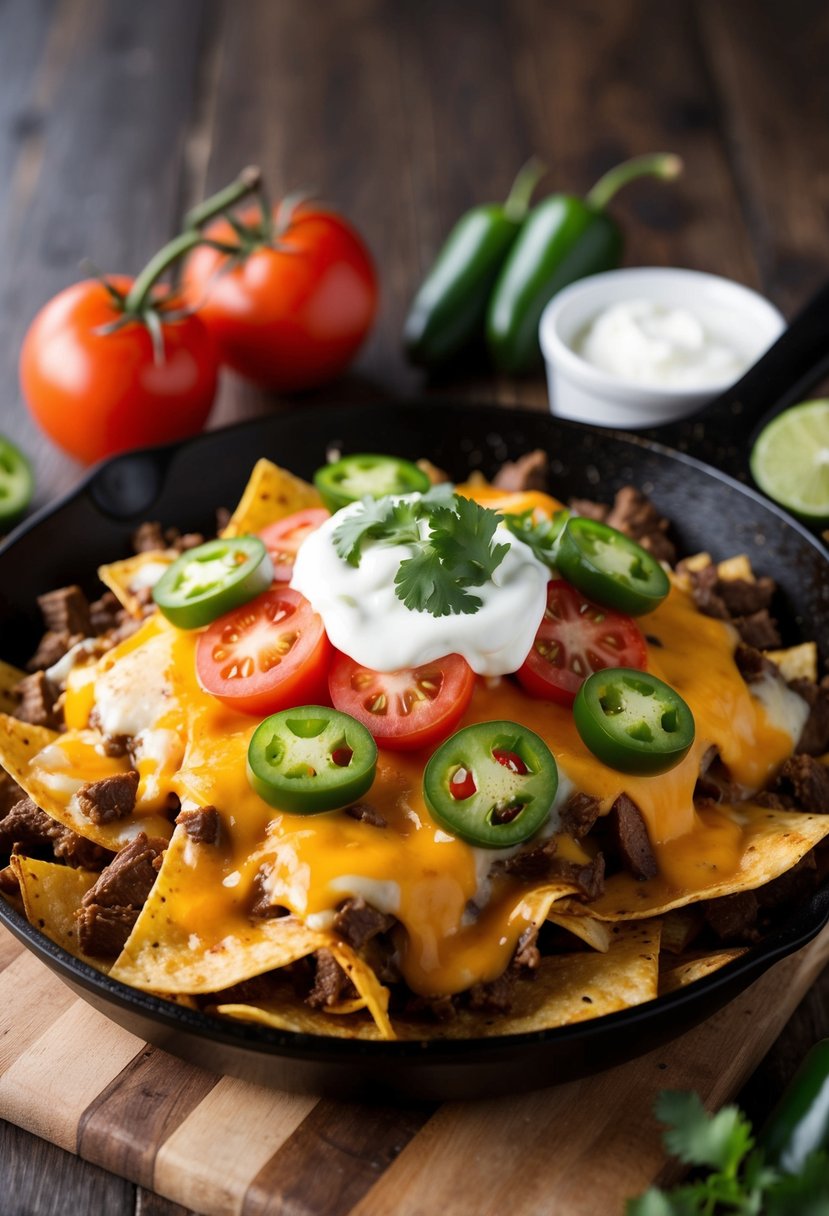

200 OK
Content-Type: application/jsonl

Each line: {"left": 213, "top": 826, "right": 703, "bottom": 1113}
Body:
{"left": 349, "top": 926, "right": 829, "bottom": 1216}
{"left": 78, "top": 1045, "right": 219, "bottom": 1189}
{"left": 152, "top": 1077, "right": 318, "bottom": 1216}
{"left": 0, "top": 0, "right": 210, "bottom": 504}
{"left": 697, "top": 0, "right": 829, "bottom": 315}
{"left": 135, "top": 1187, "right": 200, "bottom": 1216}
{"left": 0, "top": 999, "right": 143, "bottom": 1151}
{"left": 242, "top": 1100, "right": 432, "bottom": 1216}
{"left": 0, "top": 1118, "right": 134, "bottom": 1216}
{"left": 0, "top": 950, "right": 77, "bottom": 1073}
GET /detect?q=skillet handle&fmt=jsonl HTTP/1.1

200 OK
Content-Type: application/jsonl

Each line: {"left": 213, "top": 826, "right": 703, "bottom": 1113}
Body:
{"left": 642, "top": 280, "right": 829, "bottom": 480}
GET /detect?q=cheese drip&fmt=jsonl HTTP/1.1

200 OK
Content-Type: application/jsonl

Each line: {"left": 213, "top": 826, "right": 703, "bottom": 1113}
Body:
{"left": 48, "top": 581, "right": 803, "bottom": 997}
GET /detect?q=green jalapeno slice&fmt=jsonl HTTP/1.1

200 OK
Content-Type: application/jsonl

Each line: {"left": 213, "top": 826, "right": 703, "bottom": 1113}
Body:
{"left": 555, "top": 517, "right": 670, "bottom": 616}
{"left": 247, "top": 705, "right": 377, "bottom": 814}
{"left": 0, "top": 436, "right": 33, "bottom": 525}
{"left": 314, "top": 453, "right": 430, "bottom": 512}
{"left": 152, "top": 536, "right": 273, "bottom": 629}
{"left": 573, "top": 667, "right": 695, "bottom": 774}
{"left": 423, "top": 720, "right": 559, "bottom": 848}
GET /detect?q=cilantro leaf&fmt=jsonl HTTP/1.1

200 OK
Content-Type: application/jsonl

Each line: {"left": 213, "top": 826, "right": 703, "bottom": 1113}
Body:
{"left": 395, "top": 548, "right": 482, "bottom": 616}
{"left": 427, "top": 495, "right": 510, "bottom": 586}
{"left": 625, "top": 1188, "right": 697, "bottom": 1216}
{"left": 503, "top": 507, "right": 570, "bottom": 569}
{"left": 332, "top": 496, "right": 423, "bottom": 567}
{"left": 656, "top": 1091, "right": 754, "bottom": 1174}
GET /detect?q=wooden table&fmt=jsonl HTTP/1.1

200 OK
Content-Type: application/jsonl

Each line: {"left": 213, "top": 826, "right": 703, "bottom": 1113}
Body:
{"left": 0, "top": 1, "right": 827, "bottom": 1212}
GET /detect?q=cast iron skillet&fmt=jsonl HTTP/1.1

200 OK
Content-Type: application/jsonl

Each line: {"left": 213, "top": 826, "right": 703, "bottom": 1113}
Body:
{"left": 0, "top": 286, "right": 828, "bottom": 1102}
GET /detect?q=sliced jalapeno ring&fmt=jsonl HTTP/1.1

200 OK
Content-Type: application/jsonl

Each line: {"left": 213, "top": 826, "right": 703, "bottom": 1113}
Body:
{"left": 247, "top": 705, "right": 377, "bottom": 814}
{"left": 555, "top": 517, "right": 670, "bottom": 616}
{"left": 423, "top": 720, "right": 558, "bottom": 848}
{"left": 0, "top": 436, "right": 34, "bottom": 525}
{"left": 573, "top": 667, "right": 695, "bottom": 775}
{"left": 314, "top": 453, "right": 431, "bottom": 512}
{"left": 153, "top": 535, "right": 273, "bottom": 629}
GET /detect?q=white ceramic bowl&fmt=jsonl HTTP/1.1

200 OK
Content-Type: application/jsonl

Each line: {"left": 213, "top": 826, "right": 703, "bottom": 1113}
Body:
{"left": 538, "top": 267, "right": 786, "bottom": 429}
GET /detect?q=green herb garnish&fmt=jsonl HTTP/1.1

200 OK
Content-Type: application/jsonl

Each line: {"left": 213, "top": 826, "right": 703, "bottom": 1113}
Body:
{"left": 332, "top": 488, "right": 509, "bottom": 617}
{"left": 627, "top": 1091, "right": 829, "bottom": 1215}
{"left": 502, "top": 507, "right": 570, "bottom": 568}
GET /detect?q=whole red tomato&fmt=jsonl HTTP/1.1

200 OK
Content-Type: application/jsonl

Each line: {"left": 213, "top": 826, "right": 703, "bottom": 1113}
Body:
{"left": 181, "top": 203, "right": 378, "bottom": 391}
{"left": 20, "top": 276, "right": 218, "bottom": 465}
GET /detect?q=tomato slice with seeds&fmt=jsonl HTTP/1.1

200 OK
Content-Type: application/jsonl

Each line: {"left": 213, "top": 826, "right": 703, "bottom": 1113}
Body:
{"left": 328, "top": 651, "right": 476, "bottom": 751}
{"left": 196, "top": 587, "right": 331, "bottom": 716}
{"left": 258, "top": 508, "right": 330, "bottom": 582}
{"left": 516, "top": 579, "right": 647, "bottom": 707}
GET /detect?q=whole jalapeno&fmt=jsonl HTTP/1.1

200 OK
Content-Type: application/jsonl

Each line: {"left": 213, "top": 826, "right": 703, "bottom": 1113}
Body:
{"left": 403, "top": 159, "right": 545, "bottom": 369}
{"left": 760, "top": 1038, "right": 829, "bottom": 1174}
{"left": 487, "top": 153, "right": 683, "bottom": 374}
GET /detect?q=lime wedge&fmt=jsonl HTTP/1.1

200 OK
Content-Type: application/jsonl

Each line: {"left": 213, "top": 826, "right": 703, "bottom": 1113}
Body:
{"left": 750, "top": 400, "right": 829, "bottom": 522}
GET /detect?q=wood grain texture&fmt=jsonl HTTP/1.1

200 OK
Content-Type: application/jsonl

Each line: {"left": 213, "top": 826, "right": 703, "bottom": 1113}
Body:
{"left": 1, "top": 1, "right": 828, "bottom": 1212}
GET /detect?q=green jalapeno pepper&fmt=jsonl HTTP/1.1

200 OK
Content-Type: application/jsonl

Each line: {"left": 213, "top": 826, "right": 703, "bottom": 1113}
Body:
{"left": 152, "top": 535, "right": 273, "bottom": 629}
{"left": 247, "top": 705, "right": 377, "bottom": 814}
{"left": 574, "top": 667, "right": 694, "bottom": 774}
{"left": 761, "top": 1039, "right": 829, "bottom": 1174}
{"left": 555, "top": 517, "right": 670, "bottom": 616}
{"left": 487, "top": 153, "right": 683, "bottom": 374}
{"left": 314, "top": 453, "right": 431, "bottom": 513}
{"left": 0, "top": 436, "right": 33, "bottom": 526}
{"left": 423, "top": 720, "right": 559, "bottom": 848}
{"left": 404, "top": 159, "right": 545, "bottom": 369}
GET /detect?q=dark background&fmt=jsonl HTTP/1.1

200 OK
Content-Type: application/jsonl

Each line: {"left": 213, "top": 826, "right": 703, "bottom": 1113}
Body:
{"left": 0, "top": 1, "right": 828, "bottom": 1212}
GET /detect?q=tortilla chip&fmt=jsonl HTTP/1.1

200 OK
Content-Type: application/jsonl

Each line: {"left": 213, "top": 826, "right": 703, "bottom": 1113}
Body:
{"left": 0, "top": 660, "right": 24, "bottom": 714}
{"left": 547, "top": 911, "right": 613, "bottom": 953}
{"left": 765, "top": 641, "right": 818, "bottom": 684}
{"left": 660, "top": 907, "right": 704, "bottom": 954}
{"left": 222, "top": 459, "right": 322, "bottom": 537}
{"left": 717, "top": 554, "right": 754, "bottom": 582}
{"left": 10, "top": 855, "right": 108, "bottom": 971}
{"left": 216, "top": 999, "right": 385, "bottom": 1040}
{"left": 329, "top": 942, "right": 394, "bottom": 1039}
{"left": 394, "top": 921, "right": 661, "bottom": 1039}
{"left": 110, "top": 827, "right": 328, "bottom": 994}
{"left": 0, "top": 714, "right": 172, "bottom": 850}
{"left": 98, "top": 550, "right": 175, "bottom": 618}
{"left": 584, "top": 804, "right": 829, "bottom": 922}
{"left": 659, "top": 948, "right": 748, "bottom": 995}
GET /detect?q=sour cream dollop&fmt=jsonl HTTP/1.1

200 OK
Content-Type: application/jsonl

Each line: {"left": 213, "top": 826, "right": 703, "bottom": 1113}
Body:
{"left": 291, "top": 496, "right": 549, "bottom": 675}
{"left": 576, "top": 298, "right": 748, "bottom": 388}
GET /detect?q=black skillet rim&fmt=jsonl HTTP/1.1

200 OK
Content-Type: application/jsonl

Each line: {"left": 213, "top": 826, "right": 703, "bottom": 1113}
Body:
{"left": 1, "top": 400, "right": 827, "bottom": 1066}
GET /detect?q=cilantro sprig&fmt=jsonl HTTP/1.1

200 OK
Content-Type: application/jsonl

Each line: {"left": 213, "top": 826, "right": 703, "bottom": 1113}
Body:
{"left": 502, "top": 507, "right": 570, "bottom": 569}
{"left": 332, "top": 487, "right": 509, "bottom": 617}
{"left": 627, "top": 1091, "right": 829, "bottom": 1215}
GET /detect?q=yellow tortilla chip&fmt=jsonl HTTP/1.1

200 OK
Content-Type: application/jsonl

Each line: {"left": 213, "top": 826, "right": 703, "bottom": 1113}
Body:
{"left": 222, "top": 459, "right": 322, "bottom": 537}
{"left": 0, "top": 714, "right": 172, "bottom": 850}
{"left": 393, "top": 921, "right": 661, "bottom": 1039}
{"left": 329, "top": 942, "right": 394, "bottom": 1039}
{"left": 765, "top": 641, "right": 818, "bottom": 684}
{"left": 98, "top": 550, "right": 175, "bottom": 618}
{"left": 584, "top": 804, "right": 829, "bottom": 922}
{"left": 10, "top": 855, "right": 109, "bottom": 972}
{"left": 717, "top": 554, "right": 754, "bottom": 582}
{"left": 216, "top": 998, "right": 386, "bottom": 1040}
{"left": 110, "top": 828, "right": 328, "bottom": 994}
{"left": 0, "top": 660, "right": 24, "bottom": 715}
{"left": 659, "top": 948, "right": 748, "bottom": 996}
{"left": 547, "top": 911, "right": 613, "bottom": 953}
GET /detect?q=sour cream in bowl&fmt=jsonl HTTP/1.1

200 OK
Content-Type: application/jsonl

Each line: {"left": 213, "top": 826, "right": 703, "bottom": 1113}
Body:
{"left": 539, "top": 267, "right": 785, "bottom": 428}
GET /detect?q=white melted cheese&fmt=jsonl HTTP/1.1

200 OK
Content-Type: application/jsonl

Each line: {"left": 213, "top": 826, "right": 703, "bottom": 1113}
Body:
{"left": 750, "top": 670, "right": 810, "bottom": 746}
{"left": 45, "top": 638, "right": 101, "bottom": 689}
{"left": 291, "top": 496, "right": 549, "bottom": 675}
{"left": 94, "top": 633, "right": 174, "bottom": 738}
{"left": 129, "top": 560, "right": 172, "bottom": 592}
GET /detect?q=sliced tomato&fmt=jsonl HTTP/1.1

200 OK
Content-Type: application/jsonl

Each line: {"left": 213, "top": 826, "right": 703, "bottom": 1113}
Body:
{"left": 328, "top": 652, "right": 476, "bottom": 752}
{"left": 516, "top": 579, "right": 647, "bottom": 707}
{"left": 258, "top": 508, "right": 330, "bottom": 581}
{"left": 196, "top": 587, "right": 331, "bottom": 716}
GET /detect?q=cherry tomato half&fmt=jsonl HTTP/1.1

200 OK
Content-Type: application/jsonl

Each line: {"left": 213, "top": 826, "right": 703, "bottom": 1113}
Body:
{"left": 182, "top": 204, "right": 378, "bottom": 392}
{"left": 328, "top": 651, "right": 476, "bottom": 751}
{"left": 20, "top": 277, "right": 217, "bottom": 465}
{"left": 196, "top": 587, "right": 331, "bottom": 716}
{"left": 259, "top": 508, "right": 330, "bottom": 581}
{"left": 516, "top": 579, "right": 647, "bottom": 707}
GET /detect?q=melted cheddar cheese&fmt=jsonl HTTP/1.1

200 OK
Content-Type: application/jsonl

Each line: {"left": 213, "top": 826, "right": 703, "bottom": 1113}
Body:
{"left": 48, "top": 579, "right": 803, "bottom": 997}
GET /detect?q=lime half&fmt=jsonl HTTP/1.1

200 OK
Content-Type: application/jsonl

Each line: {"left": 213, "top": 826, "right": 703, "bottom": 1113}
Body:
{"left": 750, "top": 400, "right": 829, "bottom": 522}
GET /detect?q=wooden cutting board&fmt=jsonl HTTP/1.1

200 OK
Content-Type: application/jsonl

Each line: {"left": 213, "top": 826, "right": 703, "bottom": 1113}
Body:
{"left": 0, "top": 921, "right": 826, "bottom": 1216}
